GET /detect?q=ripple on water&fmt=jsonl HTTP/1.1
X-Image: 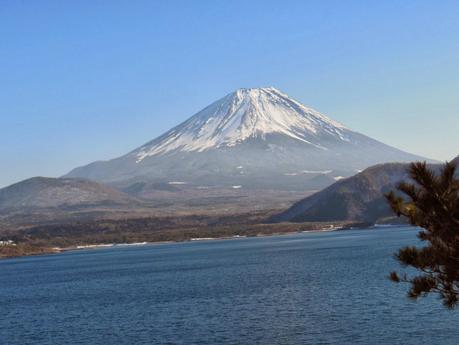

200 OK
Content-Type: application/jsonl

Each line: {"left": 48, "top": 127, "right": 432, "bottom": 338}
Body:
{"left": 1, "top": 227, "right": 458, "bottom": 345}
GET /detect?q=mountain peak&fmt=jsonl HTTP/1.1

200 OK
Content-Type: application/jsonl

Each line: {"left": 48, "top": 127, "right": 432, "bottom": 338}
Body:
{"left": 233, "top": 86, "right": 279, "bottom": 94}
{"left": 66, "top": 87, "right": 427, "bottom": 188}
{"left": 135, "top": 87, "right": 348, "bottom": 161}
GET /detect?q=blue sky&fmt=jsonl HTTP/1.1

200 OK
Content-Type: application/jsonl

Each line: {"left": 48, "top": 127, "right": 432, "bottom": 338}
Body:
{"left": 1, "top": 0, "right": 458, "bottom": 187}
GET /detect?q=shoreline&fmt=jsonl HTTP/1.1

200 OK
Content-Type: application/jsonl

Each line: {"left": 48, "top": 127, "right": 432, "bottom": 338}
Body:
{"left": 1, "top": 222, "right": 406, "bottom": 260}
{"left": 56, "top": 226, "right": 352, "bottom": 253}
{"left": 1, "top": 226, "right": 348, "bottom": 260}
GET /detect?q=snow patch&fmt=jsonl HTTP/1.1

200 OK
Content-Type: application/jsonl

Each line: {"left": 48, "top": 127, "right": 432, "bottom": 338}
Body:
{"left": 301, "top": 170, "right": 333, "bottom": 174}
{"left": 285, "top": 170, "right": 333, "bottom": 176}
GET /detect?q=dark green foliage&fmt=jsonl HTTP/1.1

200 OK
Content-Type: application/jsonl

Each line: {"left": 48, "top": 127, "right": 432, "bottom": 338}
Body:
{"left": 1, "top": 210, "right": 360, "bottom": 258}
{"left": 386, "top": 160, "right": 459, "bottom": 308}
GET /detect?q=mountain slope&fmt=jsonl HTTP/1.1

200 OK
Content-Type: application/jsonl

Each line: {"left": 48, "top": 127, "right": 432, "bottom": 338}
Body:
{"left": 0, "top": 177, "right": 139, "bottom": 211}
{"left": 66, "top": 87, "right": 428, "bottom": 191}
{"left": 272, "top": 158, "right": 457, "bottom": 223}
{"left": 271, "top": 163, "right": 409, "bottom": 223}
{"left": 135, "top": 87, "right": 348, "bottom": 159}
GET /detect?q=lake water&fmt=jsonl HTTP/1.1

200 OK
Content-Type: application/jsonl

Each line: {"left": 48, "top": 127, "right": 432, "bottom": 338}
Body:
{"left": 1, "top": 226, "right": 458, "bottom": 344}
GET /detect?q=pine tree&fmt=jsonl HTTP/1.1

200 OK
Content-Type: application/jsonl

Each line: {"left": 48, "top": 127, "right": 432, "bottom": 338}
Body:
{"left": 386, "top": 160, "right": 459, "bottom": 308}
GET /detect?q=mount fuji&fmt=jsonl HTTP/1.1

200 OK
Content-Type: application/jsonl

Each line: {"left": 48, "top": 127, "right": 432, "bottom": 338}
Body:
{"left": 66, "top": 87, "right": 427, "bottom": 192}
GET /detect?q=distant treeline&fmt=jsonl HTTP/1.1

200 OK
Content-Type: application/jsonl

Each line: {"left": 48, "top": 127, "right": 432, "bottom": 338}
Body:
{"left": 0, "top": 212, "right": 363, "bottom": 258}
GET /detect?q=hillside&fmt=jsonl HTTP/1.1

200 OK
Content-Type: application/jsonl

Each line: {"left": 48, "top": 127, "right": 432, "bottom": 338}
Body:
{"left": 271, "top": 163, "right": 410, "bottom": 223}
{"left": 0, "top": 177, "right": 139, "bottom": 211}
{"left": 272, "top": 158, "right": 458, "bottom": 224}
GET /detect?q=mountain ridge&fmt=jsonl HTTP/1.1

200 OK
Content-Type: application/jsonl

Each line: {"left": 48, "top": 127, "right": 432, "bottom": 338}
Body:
{"left": 0, "top": 177, "right": 139, "bottom": 211}
{"left": 133, "top": 87, "right": 349, "bottom": 160}
{"left": 271, "top": 157, "right": 458, "bottom": 223}
{"left": 65, "top": 87, "right": 430, "bottom": 191}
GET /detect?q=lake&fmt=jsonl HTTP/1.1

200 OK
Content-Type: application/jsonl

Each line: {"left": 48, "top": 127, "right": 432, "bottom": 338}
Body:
{"left": 1, "top": 226, "right": 458, "bottom": 344}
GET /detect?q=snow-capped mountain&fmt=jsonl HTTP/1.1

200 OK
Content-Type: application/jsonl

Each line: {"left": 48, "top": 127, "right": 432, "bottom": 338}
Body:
{"left": 135, "top": 87, "right": 347, "bottom": 161}
{"left": 66, "top": 87, "right": 428, "bottom": 191}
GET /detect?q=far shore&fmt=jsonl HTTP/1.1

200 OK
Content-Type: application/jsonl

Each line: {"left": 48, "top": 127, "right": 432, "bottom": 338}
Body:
{"left": 0, "top": 222, "right": 404, "bottom": 260}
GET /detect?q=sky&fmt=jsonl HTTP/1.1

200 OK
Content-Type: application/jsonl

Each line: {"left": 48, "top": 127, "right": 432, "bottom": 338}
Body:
{"left": 1, "top": 0, "right": 458, "bottom": 188}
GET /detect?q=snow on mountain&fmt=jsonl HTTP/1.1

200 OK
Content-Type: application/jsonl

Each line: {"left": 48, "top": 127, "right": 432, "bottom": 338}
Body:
{"left": 134, "top": 87, "right": 348, "bottom": 162}
{"left": 65, "top": 87, "right": 430, "bottom": 192}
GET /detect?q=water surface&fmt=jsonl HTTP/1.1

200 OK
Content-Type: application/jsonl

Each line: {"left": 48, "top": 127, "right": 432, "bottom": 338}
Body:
{"left": 1, "top": 227, "right": 458, "bottom": 344}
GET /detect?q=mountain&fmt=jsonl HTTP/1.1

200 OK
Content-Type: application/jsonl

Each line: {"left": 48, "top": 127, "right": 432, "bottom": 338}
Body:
{"left": 271, "top": 163, "right": 409, "bottom": 223}
{"left": 66, "top": 87, "right": 427, "bottom": 191}
{"left": 0, "top": 177, "right": 138, "bottom": 211}
{"left": 272, "top": 158, "right": 457, "bottom": 224}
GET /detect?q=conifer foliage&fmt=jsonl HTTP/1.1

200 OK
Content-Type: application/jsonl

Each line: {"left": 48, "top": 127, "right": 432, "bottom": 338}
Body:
{"left": 386, "top": 160, "right": 459, "bottom": 308}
